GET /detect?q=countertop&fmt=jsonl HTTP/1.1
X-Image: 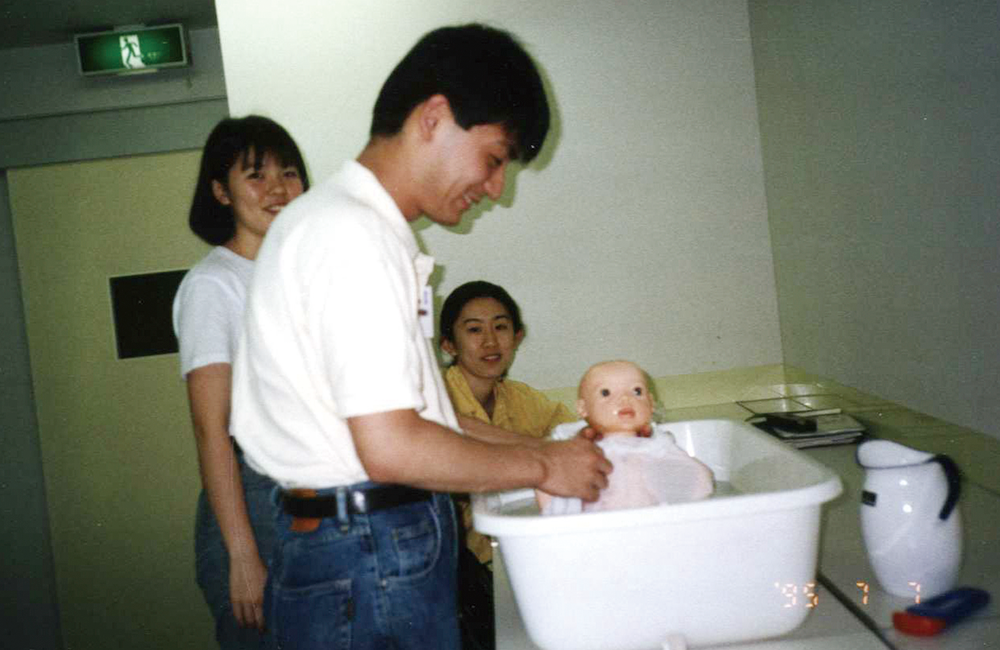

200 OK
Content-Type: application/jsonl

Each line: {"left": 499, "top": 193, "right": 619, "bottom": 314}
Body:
{"left": 493, "top": 387, "right": 999, "bottom": 649}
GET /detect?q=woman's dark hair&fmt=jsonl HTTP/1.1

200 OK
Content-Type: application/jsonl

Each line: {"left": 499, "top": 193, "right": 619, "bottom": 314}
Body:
{"left": 439, "top": 280, "right": 525, "bottom": 346}
{"left": 188, "top": 115, "right": 310, "bottom": 245}
{"left": 370, "top": 23, "right": 550, "bottom": 163}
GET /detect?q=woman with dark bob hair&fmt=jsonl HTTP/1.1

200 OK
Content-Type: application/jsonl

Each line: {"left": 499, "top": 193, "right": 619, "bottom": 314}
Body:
{"left": 439, "top": 280, "right": 577, "bottom": 650}
{"left": 172, "top": 115, "right": 308, "bottom": 649}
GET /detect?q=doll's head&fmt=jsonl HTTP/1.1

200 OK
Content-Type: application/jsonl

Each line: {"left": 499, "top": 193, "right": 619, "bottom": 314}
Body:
{"left": 576, "top": 361, "right": 653, "bottom": 436}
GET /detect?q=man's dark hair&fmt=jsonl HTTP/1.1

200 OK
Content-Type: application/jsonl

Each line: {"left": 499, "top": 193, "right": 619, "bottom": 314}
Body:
{"left": 370, "top": 23, "right": 550, "bottom": 162}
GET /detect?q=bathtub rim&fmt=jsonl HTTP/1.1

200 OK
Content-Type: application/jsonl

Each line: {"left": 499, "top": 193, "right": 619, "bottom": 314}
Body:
{"left": 473, "top": 418, "right": 844, "bottom": 538}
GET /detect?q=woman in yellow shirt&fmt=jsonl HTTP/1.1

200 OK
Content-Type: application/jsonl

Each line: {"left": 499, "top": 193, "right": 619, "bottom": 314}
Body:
{"left": 439, "top": 280, "right": 578, "bottom": 650}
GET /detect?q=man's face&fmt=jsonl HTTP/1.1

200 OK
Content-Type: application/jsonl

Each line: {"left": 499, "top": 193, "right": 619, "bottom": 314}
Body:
{"left": 423, "top": 119, "right": 514, "bottom": 226}
{"left": 577, "top": 362, "right": 653, "bottom": 435}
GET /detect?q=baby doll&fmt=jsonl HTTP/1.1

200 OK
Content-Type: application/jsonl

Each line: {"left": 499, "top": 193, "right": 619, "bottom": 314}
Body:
{"left": 537, "top": 360, "right": 715, "bottom": 515}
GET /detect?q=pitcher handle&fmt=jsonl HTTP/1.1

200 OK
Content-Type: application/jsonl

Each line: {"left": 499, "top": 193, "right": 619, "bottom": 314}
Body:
{"left": 931, "top": 455, "right": 962, "bottom": 520}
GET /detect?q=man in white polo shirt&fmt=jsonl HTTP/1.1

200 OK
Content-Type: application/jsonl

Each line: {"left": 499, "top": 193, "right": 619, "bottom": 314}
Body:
{"left": 230, "top": 24, "right": 611, "bottom": 650}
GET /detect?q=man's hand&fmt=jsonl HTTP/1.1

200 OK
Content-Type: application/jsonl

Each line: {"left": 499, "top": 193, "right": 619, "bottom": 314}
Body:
{"left": 536, "top": 438, "right": 613, "bottom": 502}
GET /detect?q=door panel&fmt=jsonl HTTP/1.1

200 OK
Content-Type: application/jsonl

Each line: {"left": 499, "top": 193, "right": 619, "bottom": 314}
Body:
{"left": 9, "top": 150, "right": 214, "bottom": 649}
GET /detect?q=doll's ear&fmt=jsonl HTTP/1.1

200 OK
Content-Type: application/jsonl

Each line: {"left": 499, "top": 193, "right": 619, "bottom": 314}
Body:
{"left": 576, "top": 398, "right": 588, "bottom": 419}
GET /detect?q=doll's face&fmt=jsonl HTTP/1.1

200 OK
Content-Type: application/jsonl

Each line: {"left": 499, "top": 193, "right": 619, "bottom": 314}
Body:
{"left": 576, "top": 361, "right": 653, "bottom": 435}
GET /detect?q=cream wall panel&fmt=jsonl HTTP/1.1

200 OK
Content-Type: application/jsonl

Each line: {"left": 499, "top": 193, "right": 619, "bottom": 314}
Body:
{"left": 750, "top": 0, "right": 1000, "bottom": 439}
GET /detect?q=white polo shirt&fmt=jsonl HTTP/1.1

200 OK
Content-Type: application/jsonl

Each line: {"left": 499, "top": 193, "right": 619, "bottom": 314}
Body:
{"left": 230, "top": 161, "right": 459, "bottom": 489}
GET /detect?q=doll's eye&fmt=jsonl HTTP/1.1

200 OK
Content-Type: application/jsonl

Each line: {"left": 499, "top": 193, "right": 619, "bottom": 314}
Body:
{"left": 633, "top": 387, "right": 643, "bottom": 396}
{"left": 600, "top": 389, "right": 610, "bottom": 397}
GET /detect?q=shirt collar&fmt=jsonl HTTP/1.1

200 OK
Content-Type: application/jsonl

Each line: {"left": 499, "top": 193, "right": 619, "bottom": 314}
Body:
{"left": 337, "top": 160, "right": 427, "bottom": 264}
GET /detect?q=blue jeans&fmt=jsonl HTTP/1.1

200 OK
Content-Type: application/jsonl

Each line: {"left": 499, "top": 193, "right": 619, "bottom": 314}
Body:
{"left": 266, "top": 485, "right": 460, "bottom": 650}
{"left": 195, "top": 451, "right": 279, "bottom": 650}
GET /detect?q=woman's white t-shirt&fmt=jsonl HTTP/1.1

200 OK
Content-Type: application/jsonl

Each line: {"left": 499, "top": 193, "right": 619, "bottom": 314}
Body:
{"left": 172, "top": 246, "right": 253, "bottom": 377}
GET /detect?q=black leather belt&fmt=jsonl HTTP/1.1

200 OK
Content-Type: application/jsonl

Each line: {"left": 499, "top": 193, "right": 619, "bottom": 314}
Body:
{"left": 282, "top": 484, "right": 432, "bottom": 518}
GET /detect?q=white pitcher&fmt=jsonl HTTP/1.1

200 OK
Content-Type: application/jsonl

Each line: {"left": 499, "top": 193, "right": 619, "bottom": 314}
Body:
{"left": 856, "top": 439, "right": 962, "bottom": 599}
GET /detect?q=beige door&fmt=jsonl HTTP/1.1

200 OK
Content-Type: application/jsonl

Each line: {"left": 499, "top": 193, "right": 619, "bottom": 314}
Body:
{"left": 8, "top": 150, "right": 215, "bottom": 649}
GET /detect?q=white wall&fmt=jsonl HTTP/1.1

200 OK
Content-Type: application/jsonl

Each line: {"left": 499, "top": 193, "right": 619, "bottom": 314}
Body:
{"left": 215, "top": 0, "right": 782, "bottom": 388}
{"left": 750, "top": 0, "right": 1000, "bottom": 439}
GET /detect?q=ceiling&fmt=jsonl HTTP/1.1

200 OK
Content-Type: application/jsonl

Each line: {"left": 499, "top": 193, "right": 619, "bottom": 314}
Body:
{"left": 1, "top": 0, "right": 218, "bottom": 51}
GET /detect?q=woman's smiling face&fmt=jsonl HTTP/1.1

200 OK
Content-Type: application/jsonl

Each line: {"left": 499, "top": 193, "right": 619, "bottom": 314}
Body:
{"left": 213, "top": 149, "right": 305, "bottom": 244}
{"left": 443, "top": 296, "right": 523, "bottom": 386}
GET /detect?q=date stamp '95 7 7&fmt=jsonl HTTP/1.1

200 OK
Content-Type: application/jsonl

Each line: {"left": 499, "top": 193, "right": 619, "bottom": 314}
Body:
{"left": 775, "top": 581, "right": 924, "bottom": 608}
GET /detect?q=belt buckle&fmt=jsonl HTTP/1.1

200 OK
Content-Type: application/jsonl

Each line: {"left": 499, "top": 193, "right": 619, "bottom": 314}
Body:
{"left": 351, "top": 489, "right": 368, "bottom": 514}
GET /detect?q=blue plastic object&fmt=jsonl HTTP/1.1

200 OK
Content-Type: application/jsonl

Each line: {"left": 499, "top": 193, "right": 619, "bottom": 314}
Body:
{"left": 893, "top": 587, "right": 990, "bottom": 636}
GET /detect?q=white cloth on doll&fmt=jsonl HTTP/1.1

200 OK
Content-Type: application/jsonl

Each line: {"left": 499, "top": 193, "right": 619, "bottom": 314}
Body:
{"left": 541, "top": 421, "right": 715, "bottom": 515}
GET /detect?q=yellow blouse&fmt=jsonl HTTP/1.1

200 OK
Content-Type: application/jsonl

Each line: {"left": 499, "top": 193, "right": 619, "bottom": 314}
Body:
{"left": 445, "top": 365, "right": 578, "bottom": 563}
{"left": 445, "top": 365, "right": 577, "bottom": 439}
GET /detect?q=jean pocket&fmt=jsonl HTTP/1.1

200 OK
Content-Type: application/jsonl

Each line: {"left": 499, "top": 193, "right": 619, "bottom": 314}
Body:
{"left": 272, "top": 576, "right": 353, "bottom": 650}
{"left": 387, "top": 503, "right": 442, "bottom": 582}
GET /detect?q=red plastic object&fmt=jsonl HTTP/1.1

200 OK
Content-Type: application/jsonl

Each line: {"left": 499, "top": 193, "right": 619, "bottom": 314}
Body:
{"left": 892, "top": 612, "right": 947, "bottom": 636}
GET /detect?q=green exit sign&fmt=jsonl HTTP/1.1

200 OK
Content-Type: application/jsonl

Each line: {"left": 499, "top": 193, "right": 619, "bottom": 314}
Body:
{"left": 75, "top": 24, "right": 188, "bottom": 76}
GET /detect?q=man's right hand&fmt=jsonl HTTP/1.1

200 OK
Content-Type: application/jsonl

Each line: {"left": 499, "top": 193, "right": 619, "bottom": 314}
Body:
{"left": 536, "top": 437, "right": 613, "bottom": 502}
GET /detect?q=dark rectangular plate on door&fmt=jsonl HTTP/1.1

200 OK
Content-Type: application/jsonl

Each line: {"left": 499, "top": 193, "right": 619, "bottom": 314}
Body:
{"left": 109, "top": 270, "right": 187, "bottom": 359}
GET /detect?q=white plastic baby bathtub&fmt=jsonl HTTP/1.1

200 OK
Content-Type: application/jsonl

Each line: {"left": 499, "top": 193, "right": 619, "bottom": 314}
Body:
{"left": 473, "top": 419, "right": 843, "bottom": 650}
